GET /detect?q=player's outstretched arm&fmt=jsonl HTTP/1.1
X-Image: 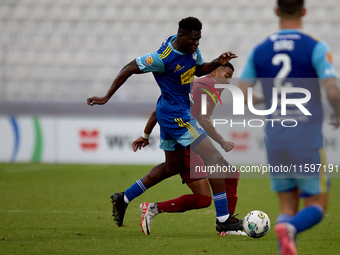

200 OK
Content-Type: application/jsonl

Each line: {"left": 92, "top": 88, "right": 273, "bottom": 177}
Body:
{"left": 195, "top": 51, "right": 238, "bottom": 77}
{"left": 132, "top": 111, "right": 158, "bottom": 152}
{"left": 87, "top": 60, "right": 143, "bottom": 106}
{"left": 322, "top": 77, "right": 340, "bottom": 128}
{"left": 197, "top": 101, "right": 234, "bottom": 152}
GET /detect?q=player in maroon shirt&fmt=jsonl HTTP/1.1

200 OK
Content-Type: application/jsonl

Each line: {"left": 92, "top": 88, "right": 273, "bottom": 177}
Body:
{"left": 191, "top": 62, "right": 235, "bottom": 153}
{"left": 191, "top": 62, "right": 240, "bottom": 221}
{"left": 134, "top": 62, "right": 243, "bottom": 235}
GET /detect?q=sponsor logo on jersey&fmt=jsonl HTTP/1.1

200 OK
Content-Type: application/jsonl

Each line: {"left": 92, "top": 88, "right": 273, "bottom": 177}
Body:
{"left": 181, "top": 66, "right": 196, "bottom": 84}
{"left": 145, "top": 56, "right": 153, "bottom": 66}
{"left": 325, "top": 51, "right": 333, "bottom": 64}
{"left": 270, "top": 33, "right": 301, "bottom": 41}
{"left": 174, "top": 64, "right": 184, "bottom": 72}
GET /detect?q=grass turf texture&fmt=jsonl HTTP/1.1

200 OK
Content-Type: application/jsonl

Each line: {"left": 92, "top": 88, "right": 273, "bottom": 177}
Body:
{"left": 0, "top": 164, "right": 339, "bottom": 255}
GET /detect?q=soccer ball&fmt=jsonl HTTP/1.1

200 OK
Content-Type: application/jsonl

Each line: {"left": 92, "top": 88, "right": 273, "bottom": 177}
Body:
{"left": 243, "top": 210, "right": 271, "bottom": 238}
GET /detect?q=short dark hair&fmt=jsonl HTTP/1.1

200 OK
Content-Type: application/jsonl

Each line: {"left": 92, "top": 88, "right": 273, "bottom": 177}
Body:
{"left": 220, "top": 62, "right": 234, "bottom": 71}
{"left": 277, "top": 0, "right": 304, "bottom": 18}
{"left": 178, "top": 17, "right": 202, "bottom": 35}
{"left": 225, "top": 62, "right": 234, "bottom": 72}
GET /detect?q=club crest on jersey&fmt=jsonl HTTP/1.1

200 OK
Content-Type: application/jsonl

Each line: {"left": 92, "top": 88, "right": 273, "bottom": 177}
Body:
{"left": 325, "top": 51, "right": 333, "bottom": 64}
{"left": 145, "top": 56, "right": 153, "bottom": 66}
{"left": 192, "top": 52, "right": 197, "bottom": 60}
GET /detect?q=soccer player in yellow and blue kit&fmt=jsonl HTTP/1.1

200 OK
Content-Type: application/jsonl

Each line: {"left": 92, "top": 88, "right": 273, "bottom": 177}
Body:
{"left": 87, "top": 17, "right": 242, "bottom": 233}
{"left": 239, "top": 1, "right": 340, "bottom": 254}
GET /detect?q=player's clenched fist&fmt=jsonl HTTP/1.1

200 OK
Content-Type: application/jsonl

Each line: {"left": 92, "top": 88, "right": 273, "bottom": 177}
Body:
{"left": 87, "top": 96, "right": 109, "bottom": 106}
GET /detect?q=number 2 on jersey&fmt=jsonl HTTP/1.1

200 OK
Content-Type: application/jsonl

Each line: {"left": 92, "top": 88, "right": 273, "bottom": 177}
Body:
{"left": 272, "top": 53, "right": 293, "bottom": 92}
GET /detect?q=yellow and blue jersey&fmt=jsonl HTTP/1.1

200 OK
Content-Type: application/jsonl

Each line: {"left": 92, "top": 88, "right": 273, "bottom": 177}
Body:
{"left": 136, "top": 35, "right": 205, "bottom": 149}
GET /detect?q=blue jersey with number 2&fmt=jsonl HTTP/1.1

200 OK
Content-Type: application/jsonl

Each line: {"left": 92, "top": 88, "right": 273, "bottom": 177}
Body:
{"left": 241, "top": 29, "right": 336, "bottom": 149}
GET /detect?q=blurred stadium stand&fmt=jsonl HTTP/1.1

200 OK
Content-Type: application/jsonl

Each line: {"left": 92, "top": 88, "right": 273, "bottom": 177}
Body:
{"left": 0, "top": 0, "right": 339, "bottom": 115}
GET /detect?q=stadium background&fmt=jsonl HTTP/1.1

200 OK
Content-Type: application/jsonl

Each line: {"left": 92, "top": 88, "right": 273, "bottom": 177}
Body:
{"left": 1, "top": 0, "right": 340, "bottom": 165}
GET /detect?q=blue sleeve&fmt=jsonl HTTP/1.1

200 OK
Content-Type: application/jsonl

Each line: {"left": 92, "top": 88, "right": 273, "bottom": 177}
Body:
{"left": 312, "top": 41, "right": 337, "bottom": 78}
{"left": 195, "top": 47, "right": 204, "bottom": 65}
{"left": 136, "top": 52, "right": 165, "bottom": 73}
{"left": 240, "top": 49, "right": 257, "bottom": 83}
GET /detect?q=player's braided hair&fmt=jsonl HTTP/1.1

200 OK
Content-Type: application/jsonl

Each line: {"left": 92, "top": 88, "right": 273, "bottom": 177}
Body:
{"left": 178, "top": 17, "right": 202, "bottom": 34}
{"left": 277, "top": 0, "right": 304, "bottom": 18}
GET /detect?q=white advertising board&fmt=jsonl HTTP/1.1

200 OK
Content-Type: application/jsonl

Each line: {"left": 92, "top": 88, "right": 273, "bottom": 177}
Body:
{"left": 0, "top": 116, "right": 339, "bottom": 165}
{"left": 57, "top": 117, "right": 163, "bottom": 164}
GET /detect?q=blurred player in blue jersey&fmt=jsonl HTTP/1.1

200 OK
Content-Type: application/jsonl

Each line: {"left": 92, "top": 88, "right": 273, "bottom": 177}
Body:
{"left": 239, "top": 1, "right": 340, "bottom": 254}
{"left": 87, "top": 17, "right": 243, "bottom": 233}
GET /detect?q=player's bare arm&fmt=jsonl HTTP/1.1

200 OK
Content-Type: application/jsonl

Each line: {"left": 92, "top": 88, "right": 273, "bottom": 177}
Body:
{"left": 195, "top": 52, "right": 238, "bottom": 77}
{"left": 197, "top": 101, "right": 234, "bottom": 152}
{"left": 132, "top": 111, "right": 158, "bottom": 152}
{"left": 238, "top": 81, "right": 253, "bottom": 104}
{"left": 87, "top": 60, "right": 143, "bottom": 106}
{"left": 322, "top": 77, "right": 340, "bottom": 128}
{"left": 251, "top": 92, "right": 265, "bottom": 105}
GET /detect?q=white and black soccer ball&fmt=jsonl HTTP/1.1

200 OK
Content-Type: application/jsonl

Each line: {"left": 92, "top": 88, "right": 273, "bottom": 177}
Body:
{"left": 243, "top": 210, "right": 271, "bottom": 238}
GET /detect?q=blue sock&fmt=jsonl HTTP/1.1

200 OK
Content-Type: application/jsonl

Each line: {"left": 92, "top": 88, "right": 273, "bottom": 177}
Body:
{"left": 289, "top": 205, "right": 324, "bottom": 234}
{"left": 276, "top": 214, "right": 293, "bottom": 224}
{"left": 124, "top": 179, "right": 147, "bottom": 203}
{"left": 213, "top": 192, "right": 229, "bottom": 218}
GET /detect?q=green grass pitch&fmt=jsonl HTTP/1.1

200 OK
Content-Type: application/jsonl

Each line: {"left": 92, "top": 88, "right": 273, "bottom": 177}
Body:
{"left": 0, "top": 163, "right": 339, "bottom": 255}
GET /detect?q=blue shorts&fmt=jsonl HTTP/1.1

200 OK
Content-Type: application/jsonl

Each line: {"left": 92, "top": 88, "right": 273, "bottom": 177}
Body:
{"left": 267, "top": 147, "right": 330, "bottom": 197}
{"left": 158, "top": 113, "right": 206, "bottom": 151}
